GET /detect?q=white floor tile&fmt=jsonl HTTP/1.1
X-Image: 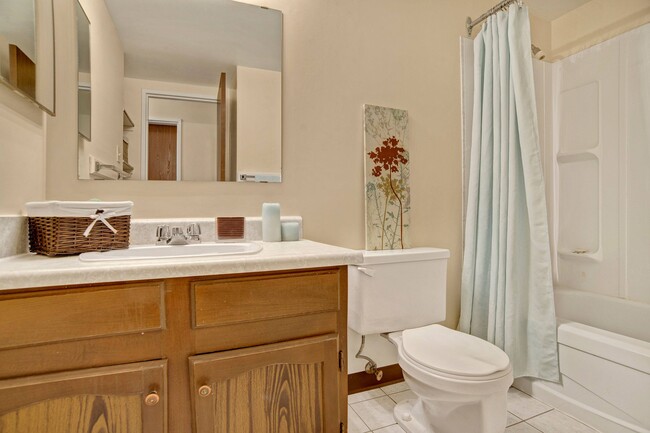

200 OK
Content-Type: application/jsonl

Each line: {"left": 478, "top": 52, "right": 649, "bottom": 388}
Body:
{"left": 348, "top": 388, "right": 386, "bottom": 404}
{"left": 348, "top": 406, "right": 370, "bottom": 433}
{"left": 381, "top": 381, "right": 410, "bottom": 395}
{"left": 527, "top": 410, "right": 600, "bottom": 433}
{"left": 507, "top": 388, "right": 552, "bottom": 420}
{"left": 372, "top": 424, "right": 406, "bottom": 433}
{"left": 350, "top": 396, "right": 396, "bottom": 431}
{"left": 508, "top": 411, "right": 523, "bottom": 427}
{"left": 388, "top": 389, "right": 417, "bottom": 404}
{"left": 506, "top": 422, "right": 543, "bottom": 432}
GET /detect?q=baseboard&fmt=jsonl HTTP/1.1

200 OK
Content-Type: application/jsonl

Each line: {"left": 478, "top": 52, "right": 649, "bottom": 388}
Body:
{"left": 348, "top": 363, "right": 403, "bottom": 395}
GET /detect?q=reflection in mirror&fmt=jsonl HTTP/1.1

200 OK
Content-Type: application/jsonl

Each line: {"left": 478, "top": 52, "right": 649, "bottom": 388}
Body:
{"left": 77, "top": 1, "right": 90, "bottom": 140}
{"left": 78, "top": 0, "right": 282, "bottom": 182}
{"left": 0, "top": 0, "right": 55, "bottom": 114}
{"left": 144, "top": 93, "right": 218, "bottom": 181}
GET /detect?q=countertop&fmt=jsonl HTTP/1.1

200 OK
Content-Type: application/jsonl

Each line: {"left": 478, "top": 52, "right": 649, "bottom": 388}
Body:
{"left": 0, "top": 240, "right": 363, "bottom": 291}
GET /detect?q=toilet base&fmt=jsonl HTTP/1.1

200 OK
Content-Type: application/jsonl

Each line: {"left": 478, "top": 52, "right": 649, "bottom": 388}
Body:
{"left": 394, "top": 399, "right": 430, "bottom": 433}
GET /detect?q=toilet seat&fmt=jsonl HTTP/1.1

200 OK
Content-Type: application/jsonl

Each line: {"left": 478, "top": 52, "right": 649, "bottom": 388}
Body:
{"left": 401, "top": 325, "right": 511, "bottom": 381}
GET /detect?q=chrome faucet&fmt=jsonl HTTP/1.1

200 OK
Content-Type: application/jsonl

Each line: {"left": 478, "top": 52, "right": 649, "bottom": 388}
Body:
{"left": 156, "top": 223, "right": 201, "bottom": 245}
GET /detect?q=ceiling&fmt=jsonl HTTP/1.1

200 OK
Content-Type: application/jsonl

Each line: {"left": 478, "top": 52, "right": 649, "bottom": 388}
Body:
{"left": 526, "top": 0, "right": 592, "bottom": 22}
{"left": 104, "top": 0, "right": 282, "bottom": 88}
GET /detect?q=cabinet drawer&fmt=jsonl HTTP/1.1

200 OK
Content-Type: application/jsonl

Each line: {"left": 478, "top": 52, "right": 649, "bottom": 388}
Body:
{"left": 0, "top": 282, "right": 165, "bottom": 349}
{"left": 191, "top": 269, "right": 340, "bottom": 328}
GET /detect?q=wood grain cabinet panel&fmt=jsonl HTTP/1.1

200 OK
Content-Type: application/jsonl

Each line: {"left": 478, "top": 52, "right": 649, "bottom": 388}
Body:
{"left": 189, "top": 335, "right": 340, "bottom": 433}
{"left": 0, "top": 283, "right": 165, "bottom": 349}
{"left": 191, "top": 269, "right": 340, "bottom": 328}
{"left": 0, "top": 267, "right": 348, "bottom": 433}
{"left": 0, "top": 360, "right": 167, "bottom": 433}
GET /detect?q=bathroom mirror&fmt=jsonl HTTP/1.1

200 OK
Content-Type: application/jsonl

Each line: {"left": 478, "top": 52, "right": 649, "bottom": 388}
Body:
{"left": 0, "top": 0, "right": 55, "bottom": 114}
{"left": 77, "top": 0, "right": 282, "bottom": 182}
{"left": 77, "top": 1, "right": 90, "bottom": 140}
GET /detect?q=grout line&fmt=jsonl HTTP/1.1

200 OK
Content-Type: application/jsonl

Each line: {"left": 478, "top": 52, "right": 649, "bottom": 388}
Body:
{"left": 348, "top": 403, "right": 371, "bottom": 433}
{"left": 521, "top": 407, "right": 555, "bottom": 422}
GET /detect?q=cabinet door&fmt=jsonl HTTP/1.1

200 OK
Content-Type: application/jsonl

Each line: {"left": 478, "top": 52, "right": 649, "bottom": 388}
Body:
{"left": 190, "top": 335, "right": 340, "bottom": 433}
{"left": 0, "top": 360, "right": 166, "bottom": 433}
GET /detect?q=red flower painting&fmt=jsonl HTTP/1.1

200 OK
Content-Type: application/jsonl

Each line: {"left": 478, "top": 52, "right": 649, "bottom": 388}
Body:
{"left": 368, "top": 136, "right": 408, "bottom": 249}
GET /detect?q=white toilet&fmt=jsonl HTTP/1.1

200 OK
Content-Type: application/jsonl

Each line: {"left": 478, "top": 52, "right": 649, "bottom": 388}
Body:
{"left": 348, "top": 248, "right": 513, "bottom": 433}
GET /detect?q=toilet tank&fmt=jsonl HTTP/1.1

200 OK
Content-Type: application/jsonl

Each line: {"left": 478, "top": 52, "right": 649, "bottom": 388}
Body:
{"left": 348, "top": 248, "right": 450, "bottom": 335}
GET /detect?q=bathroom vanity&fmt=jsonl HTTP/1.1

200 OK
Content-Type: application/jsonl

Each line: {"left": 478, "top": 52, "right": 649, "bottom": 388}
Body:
{"left": 0, "top": 241, "right": 361, "bottom": 433}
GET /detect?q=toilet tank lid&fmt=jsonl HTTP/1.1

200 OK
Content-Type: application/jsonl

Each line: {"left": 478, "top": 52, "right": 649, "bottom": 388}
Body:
{"left": 361, "top": 247, "right": 450, "bottom": 265}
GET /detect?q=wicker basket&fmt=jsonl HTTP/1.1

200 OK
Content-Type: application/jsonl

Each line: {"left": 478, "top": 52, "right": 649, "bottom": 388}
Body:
{"left": 26, "top": 201, "right": 133, "bottom": 257}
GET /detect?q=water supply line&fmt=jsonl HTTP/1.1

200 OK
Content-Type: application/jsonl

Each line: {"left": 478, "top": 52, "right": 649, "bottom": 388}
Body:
{"left": 355, "top": 335, "right": 383, "bottom": 381}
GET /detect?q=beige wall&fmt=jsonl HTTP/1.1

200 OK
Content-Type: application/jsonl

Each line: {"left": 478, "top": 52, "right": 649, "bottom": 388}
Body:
{"left": 0, "top": 87, "right": 44, "bottom": 214}
{"left": 3, "top": 0, "right": 619, "bottom": 371}
{"left": 44, "top": 0, "right": 517, "bottom": 333}
{"left": 236, "top": 65, "right": 281, "bottom": 180}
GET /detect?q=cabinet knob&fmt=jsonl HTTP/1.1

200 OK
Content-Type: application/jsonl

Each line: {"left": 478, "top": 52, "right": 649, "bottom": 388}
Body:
{"left": 144, "top": 391, "right": 160, "bottom": 406}
{"left": 198, "top": 385, "right": 212, "bottom": 397}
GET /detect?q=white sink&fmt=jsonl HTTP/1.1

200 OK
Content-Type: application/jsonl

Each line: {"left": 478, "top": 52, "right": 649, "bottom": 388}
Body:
{"left": 79, "top": 242, "right": 262, "bottom": 262}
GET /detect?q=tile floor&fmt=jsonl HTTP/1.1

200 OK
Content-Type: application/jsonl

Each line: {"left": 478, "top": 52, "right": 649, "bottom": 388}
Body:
{"left": 348, "top": 383, "right": 601, "bottom": 433}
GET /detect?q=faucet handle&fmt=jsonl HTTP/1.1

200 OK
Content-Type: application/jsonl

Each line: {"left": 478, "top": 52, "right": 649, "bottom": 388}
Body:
{"left": 187, "top": 223, "right": 201, "bottom": 236}
{"left": 156, "top": 225, "right": 171, "bottom": 244}
{"left": 187, "top": 223, "right": 201, "bottom": 242}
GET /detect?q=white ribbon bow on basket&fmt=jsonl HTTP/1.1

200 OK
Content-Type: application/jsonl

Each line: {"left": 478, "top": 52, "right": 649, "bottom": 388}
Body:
{"left": 83, "top": 210, "right": 119, "bottom": 237}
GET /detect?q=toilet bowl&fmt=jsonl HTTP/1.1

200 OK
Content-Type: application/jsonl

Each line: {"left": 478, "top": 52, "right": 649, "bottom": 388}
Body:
{"left": 348, "top": 248, "right": 513, "bottom": 433}
{"left": 388, "top": 325, "right": 513, "bottom": 433}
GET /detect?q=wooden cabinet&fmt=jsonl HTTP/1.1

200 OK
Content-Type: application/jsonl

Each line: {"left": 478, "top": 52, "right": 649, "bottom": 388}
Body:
{"left": 0, "top": 267, "right": 348, "bottom": 433}
{"left": 190, "top": 335, "right": 340, "bottom": 433}
{"left": 0, "top": 360, "right": 166, "bottom": 433}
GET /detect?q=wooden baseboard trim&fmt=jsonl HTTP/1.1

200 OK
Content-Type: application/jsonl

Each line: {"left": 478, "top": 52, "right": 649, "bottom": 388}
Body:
{"left": 348, "top": 363, "right": 403, "bottom": 395}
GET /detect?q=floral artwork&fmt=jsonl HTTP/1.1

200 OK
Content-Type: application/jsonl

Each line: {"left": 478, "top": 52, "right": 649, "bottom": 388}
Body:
{"left": 364, "top": 104, "right": 410, "bottom": 250}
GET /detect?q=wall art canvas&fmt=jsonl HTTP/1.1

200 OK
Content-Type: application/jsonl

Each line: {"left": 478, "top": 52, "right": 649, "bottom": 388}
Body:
{"left": 364, "top": 104, "right": 410, "bottom": 250}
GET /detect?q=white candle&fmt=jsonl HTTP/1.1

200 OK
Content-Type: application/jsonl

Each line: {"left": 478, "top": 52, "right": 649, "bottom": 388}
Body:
{"left": 281, "top": 222, "right": 300, "bottom": 241}
{"left": 262, "top": 203, "right": 281, "bottom": 242}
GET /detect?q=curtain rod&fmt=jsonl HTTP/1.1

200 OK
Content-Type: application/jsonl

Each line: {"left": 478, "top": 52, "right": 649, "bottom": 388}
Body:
{"left": 465, "top": 0, "right": 523, "bottom": 37}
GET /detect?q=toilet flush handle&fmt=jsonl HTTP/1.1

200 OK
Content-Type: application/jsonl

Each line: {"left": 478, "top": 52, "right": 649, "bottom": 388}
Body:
{"left": 356, "top": 267, "right": 375, "bottom": 277}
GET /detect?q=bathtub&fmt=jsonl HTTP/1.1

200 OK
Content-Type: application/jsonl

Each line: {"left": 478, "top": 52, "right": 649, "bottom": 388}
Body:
{"left": 514, "top": 288, "right": 650, "bottom": 433}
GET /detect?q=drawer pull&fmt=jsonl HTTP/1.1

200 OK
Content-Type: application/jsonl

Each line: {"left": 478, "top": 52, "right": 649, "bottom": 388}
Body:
{"left": 144, "top": 391, "right": 160, "bottom": 406}
{"left": 198, "top": 385, "right": 212, "bottom": 397}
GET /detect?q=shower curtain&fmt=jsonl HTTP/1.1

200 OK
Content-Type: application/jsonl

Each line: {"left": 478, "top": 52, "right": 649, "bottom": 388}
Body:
{"left": 458, "top": 5, "right": 559, "bottom": 381}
